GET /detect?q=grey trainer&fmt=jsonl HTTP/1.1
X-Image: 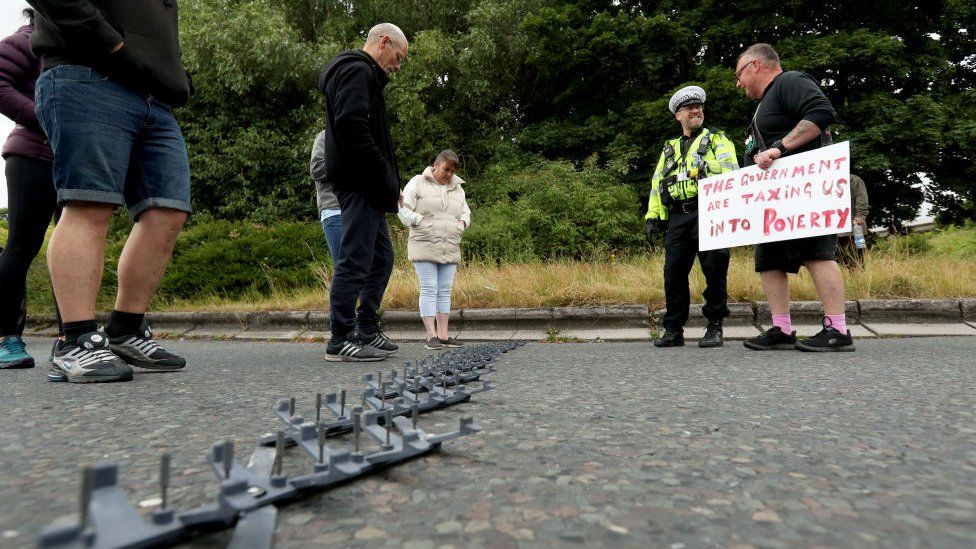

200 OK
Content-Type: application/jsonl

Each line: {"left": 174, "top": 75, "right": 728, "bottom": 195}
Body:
{"left": 49, "top": 332, "right": 133, "bottom": 383}
{"left": 108, "top": 321, "right": 186, "bottom": 370}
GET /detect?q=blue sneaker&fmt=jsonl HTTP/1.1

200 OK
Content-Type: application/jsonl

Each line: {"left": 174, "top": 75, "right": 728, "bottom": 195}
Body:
{"left": 0, "top": 336, "right": 35, "bottom": 369}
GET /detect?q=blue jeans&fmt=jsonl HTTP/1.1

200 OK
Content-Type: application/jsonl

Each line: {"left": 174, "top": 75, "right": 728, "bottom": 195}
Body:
{"left": 34, "top": 65, "right": 191, "bottom": 220}
{"left": 320, "top": 211, "right": 342, "bottom": 261}
{"left": 413, "top": 261, "right": 458, "bottom": 317}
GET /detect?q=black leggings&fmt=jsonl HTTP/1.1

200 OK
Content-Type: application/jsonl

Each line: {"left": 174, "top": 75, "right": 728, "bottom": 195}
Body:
{"left": 0, "top": 155, "right": 60, "bottom": 336}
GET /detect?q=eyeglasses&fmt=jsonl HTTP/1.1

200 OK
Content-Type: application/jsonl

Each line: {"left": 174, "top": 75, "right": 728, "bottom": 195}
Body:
{"left": 386, "top": 37, "right": 406, "bottom": 65}
{"left": 735, "top": 59, "right": 757, "bottom": 81}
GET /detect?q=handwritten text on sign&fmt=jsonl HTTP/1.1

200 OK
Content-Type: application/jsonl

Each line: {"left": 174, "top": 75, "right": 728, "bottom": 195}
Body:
{"left": 697, "top": 141, "right": 851, "bottom": 251}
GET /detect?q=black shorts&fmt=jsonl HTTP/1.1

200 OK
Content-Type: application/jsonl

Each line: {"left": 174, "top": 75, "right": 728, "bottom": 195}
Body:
{"left": 754, "top": 234, "right": 838, "bottom": 274}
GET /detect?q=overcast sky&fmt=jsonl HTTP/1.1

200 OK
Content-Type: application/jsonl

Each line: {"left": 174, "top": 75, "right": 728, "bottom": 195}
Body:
{"left": 0, "top": 2, "right": 31, "bottom": 208}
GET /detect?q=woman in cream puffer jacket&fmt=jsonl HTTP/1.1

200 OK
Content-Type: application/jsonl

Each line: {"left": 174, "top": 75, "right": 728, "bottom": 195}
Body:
{"left": 398, "top": 150, "right": 471, "bottom": 349}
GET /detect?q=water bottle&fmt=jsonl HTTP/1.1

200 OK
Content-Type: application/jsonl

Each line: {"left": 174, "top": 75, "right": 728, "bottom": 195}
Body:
{"left": 852, "top": 223, "right": 866, "bottom": 249}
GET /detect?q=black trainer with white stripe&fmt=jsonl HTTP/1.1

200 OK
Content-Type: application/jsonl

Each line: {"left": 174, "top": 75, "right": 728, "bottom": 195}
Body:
{"left": 49, "top": 332, "right": 133, "bottom": 383}
{"left": 355, "top": 328, "right": 398, "bottom": 355}
{"left": 325, "top": 338, "right": 388, "bottom": 362}
{"left": 108, "top": 321, "right": 186, "bottom": 370}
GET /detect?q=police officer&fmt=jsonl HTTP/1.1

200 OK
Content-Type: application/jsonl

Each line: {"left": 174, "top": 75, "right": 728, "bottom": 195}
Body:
{"left": 645, "top": 86, "right": 739, "bottom": 348}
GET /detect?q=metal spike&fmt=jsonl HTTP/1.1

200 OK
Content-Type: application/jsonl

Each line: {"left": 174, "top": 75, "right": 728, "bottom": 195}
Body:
{"left": 223, "top": 440, "right": 234, "bottom": 480}
{"left": 385, "top": 409, "right": 392, "bottom": 445}
{"left": 315, "top": 393, "right": 322, "bottom": 424}
{"left": 411, "top": 404, "right": 418, "bottom": 430}
{"left": 160, "top": 454, "right": 171, "bottom": 509}
{"left": 378, "top": 371, "right": 382, "bottom": 394}
{"left": 274, "top": 431, "right": 285, "bottom": 476}
{"left": 288, "top": 397, "right": 295, "bottom": 417}
{"left": 340, "top": 389, "right": 346, "bottom": 418}
{"left": 353, "top": 412, "right": 362, "bottom": 453}
{"left": 80, "top": 466, "right": 93, "bottom": 528}
{"left": 317, "top": 424, "right": 326, "bottom": 464}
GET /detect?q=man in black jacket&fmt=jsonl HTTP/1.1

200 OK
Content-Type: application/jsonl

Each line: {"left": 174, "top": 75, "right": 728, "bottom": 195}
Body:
{"left": 319, "top": 23, "right": 407, "bottom": 362}
{"left": 29, "top": 0, "right": 192, "bottom": 383}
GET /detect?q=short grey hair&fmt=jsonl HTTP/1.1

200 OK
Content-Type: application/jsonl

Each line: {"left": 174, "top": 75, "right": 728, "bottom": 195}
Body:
{"left": 739, "top": 43, "right": 780, "bottom": 66}
{"left": 435, "top": 149, "right": 460, "bottom": 168}
{"left": 366, "top": 23, "right": 407, "bottom": 48}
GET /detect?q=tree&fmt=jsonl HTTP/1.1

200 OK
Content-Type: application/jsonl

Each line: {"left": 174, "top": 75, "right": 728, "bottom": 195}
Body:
{"left": 177, "top": 0, "right": 975, "bottom": 233}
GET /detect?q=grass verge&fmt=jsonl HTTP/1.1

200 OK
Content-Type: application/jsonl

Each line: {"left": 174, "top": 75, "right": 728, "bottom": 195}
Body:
{"left": 4, "top": 222, "right": 975, "bottom": 315}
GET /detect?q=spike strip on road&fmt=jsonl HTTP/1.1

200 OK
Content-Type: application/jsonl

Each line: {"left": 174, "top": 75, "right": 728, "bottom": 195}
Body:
{"left": 38, "top": 340, "right": 526, "bottom": 549}
{"left": 258, "top": 340, "right": 520, "bottom": 447}
{"left": 39, "top": 414, "right": 483, "bottom": 549}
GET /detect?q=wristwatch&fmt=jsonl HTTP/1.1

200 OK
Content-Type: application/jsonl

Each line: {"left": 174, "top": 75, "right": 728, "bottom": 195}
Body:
{"left": 770, "top": 139, "right": 789, "bottom": 155}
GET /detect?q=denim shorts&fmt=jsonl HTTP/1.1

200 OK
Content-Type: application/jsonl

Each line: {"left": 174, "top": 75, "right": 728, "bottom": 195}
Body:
{"left": 34, "top": 65, "right": 191, "bottom": 220}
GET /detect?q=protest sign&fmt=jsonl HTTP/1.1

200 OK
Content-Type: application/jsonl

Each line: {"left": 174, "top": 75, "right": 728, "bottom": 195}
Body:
{"left": 697, "top": 141, "right": 851, "bottom": 251}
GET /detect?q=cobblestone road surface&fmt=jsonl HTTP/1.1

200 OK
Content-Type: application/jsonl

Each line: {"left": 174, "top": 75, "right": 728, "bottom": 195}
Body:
{"left": 1, "top": 336, "right": 974, "bottom": 548}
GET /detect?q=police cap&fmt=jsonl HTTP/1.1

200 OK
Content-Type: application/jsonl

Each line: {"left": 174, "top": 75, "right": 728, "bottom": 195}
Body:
{"left": 668, "top": 85, "right": 706, "bottom": 114}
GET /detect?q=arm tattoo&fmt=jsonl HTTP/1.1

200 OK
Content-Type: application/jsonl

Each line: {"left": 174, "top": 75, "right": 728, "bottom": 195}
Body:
{"left": 783, "top": 119, "right": 820, "bottom": 148}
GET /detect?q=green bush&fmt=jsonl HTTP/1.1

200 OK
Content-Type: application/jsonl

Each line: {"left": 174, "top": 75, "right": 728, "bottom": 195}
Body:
{"left": 922, "top": 223, "right": 976, "bottom": 259}
{"left": 463, "top": 157, "right": 644, "bottom": 261}
{"left": 874, "top": 232, "right": 933, "bottom": 256}
{"left": 159, "top": 219, "right": 329, "bottom": 299}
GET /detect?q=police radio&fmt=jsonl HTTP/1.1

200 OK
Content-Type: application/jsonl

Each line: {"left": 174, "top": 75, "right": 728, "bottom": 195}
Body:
{"left": 659, "top": 143, "right": 678, "bottom": 207}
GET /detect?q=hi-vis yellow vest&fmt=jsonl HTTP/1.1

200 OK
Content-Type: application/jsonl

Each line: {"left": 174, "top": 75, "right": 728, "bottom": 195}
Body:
{"left": 645, "top": 129, "right": 738, "bottom": 220}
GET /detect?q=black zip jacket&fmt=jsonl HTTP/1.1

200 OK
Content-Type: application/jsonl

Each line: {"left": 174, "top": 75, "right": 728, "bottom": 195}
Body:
{"left": 318, "top": 50, "right": 400, "bottom": 213}
{"left": 27, "top": 0, "right": 191, "bottom": 107}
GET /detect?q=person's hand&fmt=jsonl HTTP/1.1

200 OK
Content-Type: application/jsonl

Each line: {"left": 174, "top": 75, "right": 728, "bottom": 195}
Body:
{"left": 458, "top": 220, "right": 467, "bottom": 231}
{"left": 753, "top": 147, "right": 782, "bottom": 170}
{"left": 854, "top": 215, "right": 866, "bottom": 227}
{"left": 398, "top": 192, "right": 404, "bottom": 208}
{"left": 419, "top": 216, "right": 433, "bottom": 228}
{"left": 111, "top": 41, "right": 125, "bottom": 54}
{"left": 645, "top": 219, "right": 661, "bottom": 244}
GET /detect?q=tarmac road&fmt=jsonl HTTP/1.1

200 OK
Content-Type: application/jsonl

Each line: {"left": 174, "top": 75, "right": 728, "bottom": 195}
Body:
{"left": 1, "top": 335, "right": 974, "bottom": 548}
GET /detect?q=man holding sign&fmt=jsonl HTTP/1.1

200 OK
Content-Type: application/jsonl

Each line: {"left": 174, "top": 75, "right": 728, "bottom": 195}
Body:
{"left": 734, "top": 43, "right": 854, "bottom": 352}
{"left": 645, "top": 86, "right": 739, "bottom": 348}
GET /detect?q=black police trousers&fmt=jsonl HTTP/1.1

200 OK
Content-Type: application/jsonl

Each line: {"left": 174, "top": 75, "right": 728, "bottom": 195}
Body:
{"left": 662, "top": 210, "right": 730, "bottom": 330}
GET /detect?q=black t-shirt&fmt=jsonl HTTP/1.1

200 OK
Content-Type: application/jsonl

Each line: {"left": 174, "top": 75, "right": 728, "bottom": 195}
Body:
{"left": 745, "top": 70, "right": 836, "bottom": 166}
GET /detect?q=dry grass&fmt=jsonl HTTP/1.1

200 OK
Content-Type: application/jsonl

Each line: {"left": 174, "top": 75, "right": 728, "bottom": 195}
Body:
{"left": 156, "top": 248, "right": 976, "bottom": 312}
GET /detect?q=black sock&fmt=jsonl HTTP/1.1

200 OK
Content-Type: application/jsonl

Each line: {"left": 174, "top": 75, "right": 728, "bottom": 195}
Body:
{"left": 63, "top": 320, "right": 98, "bottom": 346}
{"left": 105, "top": 310, "right": 145, "bottom": 338}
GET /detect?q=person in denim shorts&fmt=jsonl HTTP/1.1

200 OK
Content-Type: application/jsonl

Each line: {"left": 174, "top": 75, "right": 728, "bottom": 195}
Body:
{"left": 30, "top": 1, "right": 193, "bottom": 383}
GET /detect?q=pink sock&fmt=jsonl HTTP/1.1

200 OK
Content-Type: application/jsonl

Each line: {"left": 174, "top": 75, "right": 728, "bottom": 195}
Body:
{"left": 772, "top": 314, "right": 792, "bottom": 334}
{"left": 826, "top": 314, "right": 847, "bottom": 334}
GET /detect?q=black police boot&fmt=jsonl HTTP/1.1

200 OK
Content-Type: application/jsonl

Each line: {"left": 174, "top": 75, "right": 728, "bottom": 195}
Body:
{"left": 653, "top": 328, "right": 684, "bottom": 347}
{"left": 699, "top": 321, "right": 723, "bottom": 348}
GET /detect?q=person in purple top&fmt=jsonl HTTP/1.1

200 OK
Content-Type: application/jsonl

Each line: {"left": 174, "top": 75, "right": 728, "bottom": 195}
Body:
{"left": 0, "top": 8, "right": 58, "bottom": 369}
